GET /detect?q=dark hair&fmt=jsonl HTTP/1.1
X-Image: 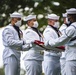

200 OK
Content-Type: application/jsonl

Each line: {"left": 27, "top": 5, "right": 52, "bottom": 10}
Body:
{"left": 68, "top": 14, "right": 76, "bottom": 22}
{"left": 26, "top": 19, "right": 33, "bottom": 25}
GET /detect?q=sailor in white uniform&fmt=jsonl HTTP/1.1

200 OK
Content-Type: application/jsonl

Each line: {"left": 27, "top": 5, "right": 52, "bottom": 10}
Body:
{"left": 44, "top": 8, "right": 76, "bottom": 75}
{"left": 59, "top": 13, "right": 68, "bottom": 75}
{"left": 2, "top": 12, "right": 30, "bottom": 75}
{"left": 23, "top": 15, "right": 44, "bottom": 75}
{"left": 43, "top": 14, "right": 61, "bottom": 75}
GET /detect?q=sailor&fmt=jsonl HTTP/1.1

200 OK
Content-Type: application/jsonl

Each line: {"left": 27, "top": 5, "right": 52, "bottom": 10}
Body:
{"left": 23, "top": 15, "right": 44, "bottom": 75}
{"left": 59, "top": 13, "right": 67, "bottom": 75}
{"left": 2, "top": 12, "right": 30, "bottom": 75}
{"left": 43, "top": 14, "right": 61, "bottom": 75}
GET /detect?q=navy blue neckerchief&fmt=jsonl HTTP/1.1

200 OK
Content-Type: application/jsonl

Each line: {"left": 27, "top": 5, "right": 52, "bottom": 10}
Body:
{"left": 13, "top": 25, "right": 22, "bottom": 40}
{"left": 66, "top": 22, "right": 72, "bottom": 27}
{"left": 49, "top": 25, "right": 60, "bottom": 37}
{"left": 31, "top": 27, "right": 41, "bottom": 37}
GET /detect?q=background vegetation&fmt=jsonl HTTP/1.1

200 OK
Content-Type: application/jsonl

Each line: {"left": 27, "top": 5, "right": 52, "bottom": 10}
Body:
{"left": 0, "top": 0, "right": 76, "bottom": 28}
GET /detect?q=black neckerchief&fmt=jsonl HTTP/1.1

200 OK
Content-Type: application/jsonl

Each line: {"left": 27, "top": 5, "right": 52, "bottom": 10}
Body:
{"left": 13, "top": 25, "right": 22, "bottom": 40}
{"left": 70, "top": 36, "right": 76, "bottom": 41}
{"left": 66, "top": 22, "right": 72, "bottom": 27}
{"left": 31, "top": 27, "right": 41, "bottom": 37}
{"left": 49, "top": 25, "right": 60, "bottom": 37}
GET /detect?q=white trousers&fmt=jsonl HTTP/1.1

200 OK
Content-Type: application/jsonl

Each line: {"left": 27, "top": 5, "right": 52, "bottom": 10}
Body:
{"left": 43, "top": 56, "right": 61, "bottom": 75}
{"left": 60, "top": 58, "right": 66, "bottom": 75}
{"left": 65, "top": 60, "right": 76, "bottom": 75}
{"left": 4, "top": 55, "right": 20, "bottom": 75}
{"left": 24, "top": 60, "right": 42, "bottom": 75}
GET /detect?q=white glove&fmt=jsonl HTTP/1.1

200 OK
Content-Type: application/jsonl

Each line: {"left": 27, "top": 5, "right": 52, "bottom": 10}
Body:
{"left": 25, "top": 40, "right": 34, "bottom": 44}
{"left": 23, "top": 39, "right": 33, "bottom": 44}
{"left": 25, "top": 40, "right": 36, "bottom": 47}
{"left": 22, "top": 44, "right": 31, "bottom": 51}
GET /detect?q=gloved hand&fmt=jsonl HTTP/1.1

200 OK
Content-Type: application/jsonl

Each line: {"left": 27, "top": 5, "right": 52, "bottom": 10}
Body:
{"left": 56, "top": 46, "right": 65, "bottom": 51}
{"left": 23, "top": 40, "right": 34, "bottom": 44}
{"left": 23, "top": 39, "right": 35, "bottom": 47}
{"left": 22, "top": 44, "right": 31, "bottom": 51}
{"left": 34, "top": 40, "right": 44, "bottom": 45}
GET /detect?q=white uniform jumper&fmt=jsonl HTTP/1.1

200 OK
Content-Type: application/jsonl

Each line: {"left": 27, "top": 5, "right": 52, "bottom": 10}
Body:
{"left": 59, "top": 23, "right": 68, "bottom": 75}
{"left": 43, "top": 25, "right": 61, "bottom": 75}
{"left": 2, "top": 24, "right": 29, "bottom": 75}
{"left": 23, "top": 27, "right": 44, "bottom": 75}
{"left": 45, "top": 22, "right": 76, "bottom": 75}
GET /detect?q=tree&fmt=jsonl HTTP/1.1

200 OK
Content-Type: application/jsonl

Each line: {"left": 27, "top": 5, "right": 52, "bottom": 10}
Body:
{"left": 0, "top": 0, "right": 76, "bottom": 28}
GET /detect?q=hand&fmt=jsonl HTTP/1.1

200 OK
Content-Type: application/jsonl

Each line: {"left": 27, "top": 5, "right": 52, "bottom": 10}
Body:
{"left": 34, "top": 40, "right": 44, "bottom": 45}
{"left": 25, "top": 40, "right": 34, "bottom": 44}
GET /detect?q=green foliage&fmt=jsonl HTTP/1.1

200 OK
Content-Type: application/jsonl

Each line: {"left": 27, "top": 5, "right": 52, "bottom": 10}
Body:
{"left": 0, "top": 0, "right": 76, "bottom": 27}
{"left": 0, "top": 68, "right": 4, "bottom": 75}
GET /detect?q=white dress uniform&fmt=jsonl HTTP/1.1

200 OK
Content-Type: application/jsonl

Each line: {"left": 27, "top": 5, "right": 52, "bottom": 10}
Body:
{"left": 59, "top": 23, "right": 67, "bottom": 75}
{"left": 43, "top": 25, "right": 61, "bottom": 75}
{"left": 23, "top": 26, "right": 44, "bottom": 75}
{"left": 59, "top": 13, "right": 68, "bottom": 75}
{"left": 45, "top": 21, "right": 76, "bottom": 75}
{"left": 2, "top": 12, "right": 30, "bottom": 75}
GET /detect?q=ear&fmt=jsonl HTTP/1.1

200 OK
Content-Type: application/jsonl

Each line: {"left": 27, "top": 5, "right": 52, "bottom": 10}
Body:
{"left": 28, "top": 20, "right": 31, "bottom": 24}
{"left": 27, "top": 20, "right": 31, "bottom": 26}
{"left": 27, "top": 21, "right": 29, "bottom": 24}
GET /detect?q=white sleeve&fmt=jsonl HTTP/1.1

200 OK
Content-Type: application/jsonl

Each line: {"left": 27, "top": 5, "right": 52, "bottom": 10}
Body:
{"left": 22, "top": 44, "right": 32, "bottom": 51}
{"left": 2, "top": 28, "right": 23, "bottom": 47}
{"left": 59, "top": 24, "right": 67, "bottom": 33}
{"left": 23, "top": 30, "right": 36, "bottom": 47}
{"left": 48, "top": 26, "right": 75, "bottom": 47}
{"left": 43, "top": 29, "right": 56, "bottom": 48}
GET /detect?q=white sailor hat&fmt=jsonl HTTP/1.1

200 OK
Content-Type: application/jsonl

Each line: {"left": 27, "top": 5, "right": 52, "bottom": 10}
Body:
{"left": 24, "top": 15, "right": 36, "bottom": 21}
{"left": 66, "top": 8, "right": 76, "bottom": 14}
{"left": 47, "top": 14, "right": 59, "bottom": 20}
{"left": 62, "top": 13, "right": 67, "bottom": 17}
{"left": 10, "top": 12, "right": 22, "bottom": 18}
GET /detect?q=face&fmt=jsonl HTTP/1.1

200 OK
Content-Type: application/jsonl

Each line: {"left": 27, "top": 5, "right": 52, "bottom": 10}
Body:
{"left": 48, "top": 19, "right": 58, "bottom": 26}
{"left": 27, "top": 19, "right": 37, "bottom": 27}
{"left": 63, "top": 17, "right": 67, "bottom": 24}
{"left": 11, "top": 17, "right": 21, "bottom": 25}
{"left": 67, "top": 15, "right": 73, "bottom": 22}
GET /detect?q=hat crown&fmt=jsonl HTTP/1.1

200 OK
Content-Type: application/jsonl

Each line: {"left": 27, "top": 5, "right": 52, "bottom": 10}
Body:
{"left": 66, "top": 8, "right": 76, "bottom": 14}
{"left": 10, "top": 12, "right": 22, "bottom": 18}
{"left": 24, "top": 15, "right": 36, "bottom": 21}
{"left": 48, "top": 14, "right": 57, "bottom": 17}
{"left": 48, "top": 14, "right": 59, "bottom": 20}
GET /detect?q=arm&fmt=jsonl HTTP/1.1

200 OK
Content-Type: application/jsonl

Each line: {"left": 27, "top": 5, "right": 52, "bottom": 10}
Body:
{"left": 22, "top": 43, "right": 32, "bottom": 51}
{"left": 43, "top": 28, "right": 58, "bottom": 48}
{"left": 23, "top": 30, "right": 36, "bottom": 47}
{"left": 48, "top": 26, "right": 75, "bottom": 47}
{"left": 2, "top": 28, "right": 24, "bottom": 47}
